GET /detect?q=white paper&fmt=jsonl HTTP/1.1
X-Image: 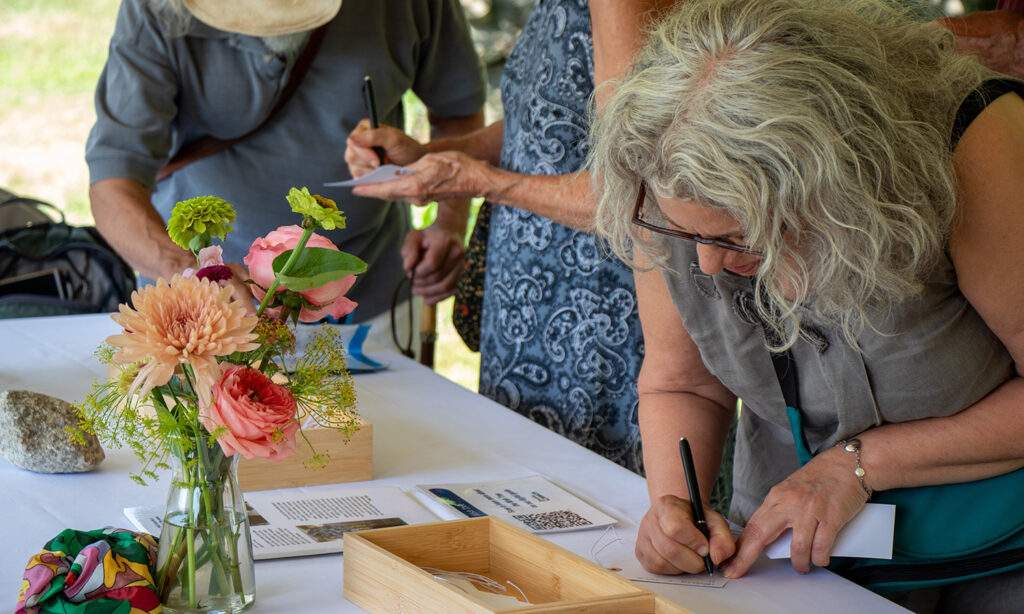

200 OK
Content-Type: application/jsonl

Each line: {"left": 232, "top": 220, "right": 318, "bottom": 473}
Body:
{"left": 583, "top": 526, "right": 729, "bottom": 588}
{"left": 124, "top": 485, "right": 439, "bottom": 560}
{"left": 764, "top": 502, "right": 895, "bottom": 560}
{"left": 324, "top": 164, "right": 416, "bottom": 187}
{"left": 414, "top": 475, "right": 618, "bottom": 534}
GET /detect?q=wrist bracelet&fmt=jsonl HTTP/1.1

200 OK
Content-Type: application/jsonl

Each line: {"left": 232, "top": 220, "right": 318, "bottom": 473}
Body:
{"left": 838, "top": 438, "right": 873, "bottom": 499}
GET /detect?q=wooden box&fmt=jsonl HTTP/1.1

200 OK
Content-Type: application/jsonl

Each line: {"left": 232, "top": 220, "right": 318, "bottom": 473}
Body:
{"left": 238, "top": 418, "right": 371, "bottom": 491}
{"left": 343, "top": 516, "right": 694, "bottom": 613}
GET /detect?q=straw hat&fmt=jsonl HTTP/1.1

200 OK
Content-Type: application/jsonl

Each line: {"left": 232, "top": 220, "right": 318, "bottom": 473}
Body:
{"left": 183, "top": 0, "right": 342, "bottom": 36}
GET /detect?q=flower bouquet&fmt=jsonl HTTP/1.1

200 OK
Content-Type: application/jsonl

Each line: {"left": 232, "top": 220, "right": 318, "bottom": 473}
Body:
{"left": 72, "top": 188, "right": 367, "bottom": 614}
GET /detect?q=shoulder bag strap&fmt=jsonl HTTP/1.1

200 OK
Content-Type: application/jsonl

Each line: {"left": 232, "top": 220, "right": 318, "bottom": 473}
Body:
{"left": 155, "top": 23, "right": 329, "bottom": 183}
{"left": 771, "top": 348, "right": 815, "bottom": 466}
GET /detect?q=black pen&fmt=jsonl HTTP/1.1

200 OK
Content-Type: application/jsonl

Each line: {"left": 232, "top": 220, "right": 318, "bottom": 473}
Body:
{"left": 360, "top": 75, "right": 387, "bottom": 164}
{"left": 679, "top": 437, "right": 715, "bottom": 577}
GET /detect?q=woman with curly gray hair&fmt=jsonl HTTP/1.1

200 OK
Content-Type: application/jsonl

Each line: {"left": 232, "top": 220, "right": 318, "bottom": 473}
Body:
{"left": 590, "top": 0, "right": 1024, "bottom": 609}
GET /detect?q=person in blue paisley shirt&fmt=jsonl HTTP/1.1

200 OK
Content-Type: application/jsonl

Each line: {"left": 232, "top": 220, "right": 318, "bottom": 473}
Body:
{"left": 345, "top": 0, "right": 676, "bottom": 474}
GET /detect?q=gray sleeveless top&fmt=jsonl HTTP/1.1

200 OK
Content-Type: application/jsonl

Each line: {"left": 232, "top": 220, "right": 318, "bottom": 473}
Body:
{"left": 664, "top": 251, "right": 1013, "bottom": 522}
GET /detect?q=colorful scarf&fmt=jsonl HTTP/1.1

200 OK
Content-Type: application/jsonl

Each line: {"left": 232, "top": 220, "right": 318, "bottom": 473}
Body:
{"left": 16, "top": 528, "right": 160, "bottom": 614}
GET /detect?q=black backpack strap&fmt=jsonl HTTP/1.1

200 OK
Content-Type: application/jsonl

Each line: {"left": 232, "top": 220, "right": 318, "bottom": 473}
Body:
{"left": 0, "top": 195, "right": 65, "bottom": 233}
{"left": 951, "top": 78, "right": 1024, "bottom": 150}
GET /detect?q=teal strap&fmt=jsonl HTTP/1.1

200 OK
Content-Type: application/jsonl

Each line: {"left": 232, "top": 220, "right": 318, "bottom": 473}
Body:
{"left": 786, "top": 406, "right": 814, "bottom": 466}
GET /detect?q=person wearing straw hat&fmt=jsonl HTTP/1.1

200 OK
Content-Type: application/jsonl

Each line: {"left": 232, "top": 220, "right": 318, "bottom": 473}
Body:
{"left": 86, "top": 0, "right": 486, "bottom": 336}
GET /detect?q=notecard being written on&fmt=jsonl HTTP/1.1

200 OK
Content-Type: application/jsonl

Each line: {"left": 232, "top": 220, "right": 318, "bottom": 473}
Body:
{"left": 324, "top": 164, "right": 415, "bottom": 187}
{"left": 581, "top": 526, "right": 729, "bottom": 588}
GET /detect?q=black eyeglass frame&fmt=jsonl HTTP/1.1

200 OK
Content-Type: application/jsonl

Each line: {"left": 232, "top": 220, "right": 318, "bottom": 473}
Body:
{"left": 631, "top": 182, "right": 763, "bottom": 255}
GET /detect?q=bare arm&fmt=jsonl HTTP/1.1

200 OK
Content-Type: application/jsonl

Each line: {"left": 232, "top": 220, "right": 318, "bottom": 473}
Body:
{"left": 590, "top": 0, "right": 669, "bottom": 108}
{"left": 632, "top": 256, "right": 738, "bottom": 576}
{"left": 89, "top": 177, "right": 193, "bottom": 280}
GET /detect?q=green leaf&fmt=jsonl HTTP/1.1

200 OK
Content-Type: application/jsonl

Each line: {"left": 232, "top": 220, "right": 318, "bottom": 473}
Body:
{"left": 271, "top": 247, "right": 367, "bottom": 292}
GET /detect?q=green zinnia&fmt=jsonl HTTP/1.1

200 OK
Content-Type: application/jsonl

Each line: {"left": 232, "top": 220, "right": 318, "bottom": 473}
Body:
{"left": 286, "top": 187, "right": 346, "bottom": 230}
{"left": 167, "top": 195, "right": 236, "bottom": 251}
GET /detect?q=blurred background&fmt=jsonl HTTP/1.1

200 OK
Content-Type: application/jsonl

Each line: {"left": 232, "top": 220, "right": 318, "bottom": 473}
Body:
{"left": 0, "top": 0, "right": 988, "bottom": 389}
{"left": 0, "top": 0, "right": 532, "bottom": 391}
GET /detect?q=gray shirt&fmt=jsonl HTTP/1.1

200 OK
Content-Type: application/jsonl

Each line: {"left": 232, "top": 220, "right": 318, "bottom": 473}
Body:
{"left": 86, "top": 0, "right": 486, "bottom": 320}
{"left": 663, "top": 248, "right": 1014, "bottom": 523}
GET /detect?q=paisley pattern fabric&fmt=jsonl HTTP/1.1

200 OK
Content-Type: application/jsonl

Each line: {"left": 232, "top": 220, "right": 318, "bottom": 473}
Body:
{"left": 479, "top": 0, "right": 644, "bottom": 473}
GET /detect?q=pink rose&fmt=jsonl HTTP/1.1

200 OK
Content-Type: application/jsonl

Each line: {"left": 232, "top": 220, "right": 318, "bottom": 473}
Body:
{"left": 244, "top": 225, "right": 358, "bottom": 322}
{"left": 202, "top": 365, "right": 299, "bottom": 461}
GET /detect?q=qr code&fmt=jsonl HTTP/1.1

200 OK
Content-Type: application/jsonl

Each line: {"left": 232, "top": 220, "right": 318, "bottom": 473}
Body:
{"left": 512, "top": 510, "right": 593, "bottom": 531}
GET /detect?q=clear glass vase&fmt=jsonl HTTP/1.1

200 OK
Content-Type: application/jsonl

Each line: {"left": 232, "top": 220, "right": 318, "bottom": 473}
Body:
{"left": 155, "top": 442, "right": 255, "bottom": 614}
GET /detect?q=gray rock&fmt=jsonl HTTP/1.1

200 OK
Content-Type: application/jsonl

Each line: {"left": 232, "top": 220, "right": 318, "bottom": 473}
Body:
{"left": 0, "top": 390, "right": 104, "bottom": 473}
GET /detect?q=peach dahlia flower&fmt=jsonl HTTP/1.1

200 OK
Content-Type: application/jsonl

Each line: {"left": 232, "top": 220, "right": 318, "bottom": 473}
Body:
{"left": 107, "top": 275, "right": 259, "bottom": 408}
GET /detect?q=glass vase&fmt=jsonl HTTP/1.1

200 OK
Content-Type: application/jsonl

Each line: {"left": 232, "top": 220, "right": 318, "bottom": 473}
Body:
{"left": 155, "top": 442, "right": 255, "bottom": 614}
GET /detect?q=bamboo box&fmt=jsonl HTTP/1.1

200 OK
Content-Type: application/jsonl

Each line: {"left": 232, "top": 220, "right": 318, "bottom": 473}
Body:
{"left": 343, "top": 516, "right": 693, "bottom": 613}
{"left": 237, "top": 417, "right": 372, "bottom": 491}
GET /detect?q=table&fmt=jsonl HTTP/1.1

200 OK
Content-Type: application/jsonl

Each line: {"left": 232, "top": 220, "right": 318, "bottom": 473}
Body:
{"left": 0, "top": 314, "right": 908, "bottom": 613}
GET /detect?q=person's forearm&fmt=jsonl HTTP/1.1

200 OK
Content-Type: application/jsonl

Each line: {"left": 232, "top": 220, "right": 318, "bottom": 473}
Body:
{"left": 432, "top": 197, "right": 471, "bottom": 237}
{"left": 590, "top": 0, "right": 673, "bottom": 109}
{"left": 857, "top": 376, "right": 1024, "bottom": 492}
{"left": 482, "top": 167, "right": 597, "bottom": 230}
{"left": 90, "top": 177, "right": 193, "bottom": 280}
{"left": 429, "top": 111, "right": 485, "bottom": 237}
{"left": 640, "top": 385, "right": 734, "bottom": 506}
{"left": 426, "top": 119, "right": 504, "bottom": 165}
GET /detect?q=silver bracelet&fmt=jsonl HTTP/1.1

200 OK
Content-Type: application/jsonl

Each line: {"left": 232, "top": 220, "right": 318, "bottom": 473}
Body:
{"left": 838, "top": 438, "right": 873, "bottom": 499}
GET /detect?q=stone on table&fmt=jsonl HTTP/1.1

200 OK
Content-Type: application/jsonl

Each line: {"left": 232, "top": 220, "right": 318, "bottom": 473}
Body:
{"left": 0, "top": 389, "right": 104, "bottom": 473}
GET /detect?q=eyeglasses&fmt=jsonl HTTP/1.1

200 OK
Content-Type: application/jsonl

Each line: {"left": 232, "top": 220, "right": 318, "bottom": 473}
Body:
{"left": 631, "top": 182, "right": 762, "bottom": 255}
{"left": 390, "top": 270, "right": 415, "bottom": 359}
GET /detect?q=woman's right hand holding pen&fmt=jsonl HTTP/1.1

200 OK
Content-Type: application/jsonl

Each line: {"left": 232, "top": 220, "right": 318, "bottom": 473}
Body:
{"left": 345, "top": 118, "right": 428, "bottom": 177}
{"left": 636, "top": 494, "right": 735, "bottom": 576}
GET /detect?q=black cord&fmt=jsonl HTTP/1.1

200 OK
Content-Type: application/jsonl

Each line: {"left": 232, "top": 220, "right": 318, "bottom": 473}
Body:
{"left": 390, "top": 270, "right": 415, "bottom": 358}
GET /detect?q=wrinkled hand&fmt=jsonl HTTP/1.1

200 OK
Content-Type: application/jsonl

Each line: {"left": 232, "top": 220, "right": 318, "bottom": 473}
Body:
{"left": 635, "top": 495, "right": 735, "bottom": 575}
{"left": 352, "top": 151, "right": 487, "bottom": 206}
{"left": 401, "top": 226, "right": 465, "bottom": 304}
{"left": 937, "top": 10, "right": 1024, "bottom": 81}
{"left": 719, "top": 446, "right": 869, "bottom": 578}
{"left": 345, "top": 119, "right": 428, "bottom": 178}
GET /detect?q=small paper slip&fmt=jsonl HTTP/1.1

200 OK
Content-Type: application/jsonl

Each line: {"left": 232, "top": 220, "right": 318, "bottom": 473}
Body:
{"left": 764, "top": 502, "right": 895, "bottom": 560}
{"left": 415, "top": 475, "right": 617, "bottom": 534}
{"left": 124, "top": 485, "right": 439, "bottom": 560}
{"left": 585, "top": 526, "right": 728, "bottom": 588}
{"left": 324, "top": 164, "right": 416, "bottom": 187}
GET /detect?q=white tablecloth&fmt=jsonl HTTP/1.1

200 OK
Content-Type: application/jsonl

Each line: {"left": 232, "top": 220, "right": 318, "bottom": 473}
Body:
{"left": 0, "top": 314, "right": 907, "bottom": 613}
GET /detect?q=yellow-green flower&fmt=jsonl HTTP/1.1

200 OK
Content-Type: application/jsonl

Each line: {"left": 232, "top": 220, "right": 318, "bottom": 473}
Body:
{"left": 167, "top": 196, "right": 236, "bottom": 250}
{"left": 286, "top": 187, "right": 346, "bottom": 230}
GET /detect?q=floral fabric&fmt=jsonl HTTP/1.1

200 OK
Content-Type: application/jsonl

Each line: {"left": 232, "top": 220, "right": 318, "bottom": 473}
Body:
{"left": 17, "top": 528, "right": 160, "bottom": 614}
{"left": 479, "top": 0, "right": 644, "bottom": 473}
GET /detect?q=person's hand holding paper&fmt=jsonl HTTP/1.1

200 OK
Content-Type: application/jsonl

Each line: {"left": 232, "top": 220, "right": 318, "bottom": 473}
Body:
{"left": 340, "top": 118, "right": 478, "bottom": 304}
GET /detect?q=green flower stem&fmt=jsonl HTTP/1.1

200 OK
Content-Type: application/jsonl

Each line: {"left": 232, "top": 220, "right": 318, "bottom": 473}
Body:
{"left": 185, "top": 437, "right": 200, "bottom": 608}
{"left": 195, "top": 442, "right": 241, "bottom": 595}
{"left": 255, "top": 225, "right": 314, "bottom": 317}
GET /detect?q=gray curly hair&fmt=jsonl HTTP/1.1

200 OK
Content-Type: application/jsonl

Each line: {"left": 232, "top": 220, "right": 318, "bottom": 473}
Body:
{"left": 590, "top": 0, "right": 987, "bottom": 349}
